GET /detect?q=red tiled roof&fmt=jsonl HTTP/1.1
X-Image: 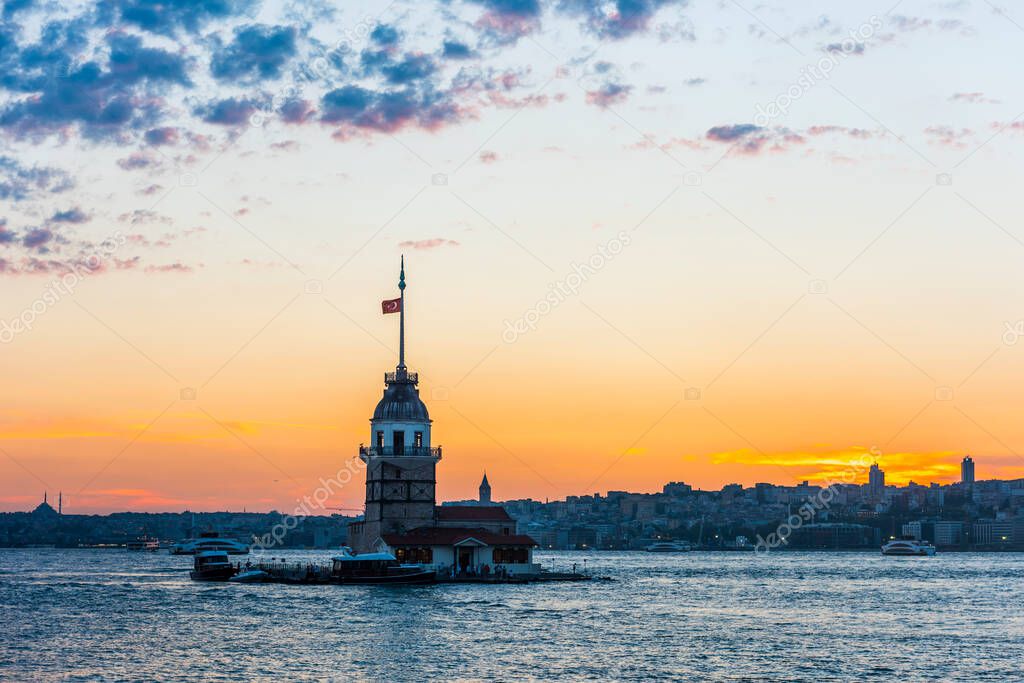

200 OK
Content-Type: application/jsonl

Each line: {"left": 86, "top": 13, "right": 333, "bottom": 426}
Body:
{"left": 382, "top": 526, "right": 537, "bottom": 547}
{"left": 435, "top": 505, "right": 512, "bottom": 522}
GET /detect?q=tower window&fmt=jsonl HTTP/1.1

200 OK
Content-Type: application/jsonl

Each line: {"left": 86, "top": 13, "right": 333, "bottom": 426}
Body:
{"left": 414, "top": 431, "right": 423, "bottom": 448}
{"left": 376, "top": 431, "right": 384, "bottom": 449}
{"left": 393, "top": 431, "right": 404, "bottom": 455}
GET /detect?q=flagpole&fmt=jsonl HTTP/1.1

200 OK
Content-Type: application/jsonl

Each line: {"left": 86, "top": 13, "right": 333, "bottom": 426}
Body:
{"left": 398, "top": 255, "right": 406, "bottom": 372}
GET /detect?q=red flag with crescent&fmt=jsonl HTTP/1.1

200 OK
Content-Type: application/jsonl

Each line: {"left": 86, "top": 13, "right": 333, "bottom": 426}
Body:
{"left": 382, "top": 298, "right": 402, "bottom": 314}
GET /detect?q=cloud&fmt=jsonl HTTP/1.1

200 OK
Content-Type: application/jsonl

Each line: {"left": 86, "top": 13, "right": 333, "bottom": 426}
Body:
{"left": 144, "top": 262, "right": 194, "bottom": 273}
{"left": 0, "top": 0, "right": 710, "bottom": 223}
{"left": 2, "top": 0, "right": 34, "bottom": 19}
{"left": 380, "top": 54, "right": 437, "bottom": 85}
{"left": 50, "top": 207, "right": 90, "bottom": 223}
{"left": 709, "top": 447, "right": 966, "bottom": 486}
{"left": 888, "top": 15, "right": 973, "bottom": 36}
{"left": 805, "top": 125, "right": 875, "bottom": 139}
{"left": 826, "top": 41, "right": 864, "bottom": 55}
{"left": 210, "top": 24, "right": 297, "bottom": 83}
{"left": 320, "top": 85, "right": 460, "bottom": 133}
{"left": 0, "top": 219, "right": 16, "bottom": 244}
{"left": 469, "top": 0, "right": 542, "bottom": 44}
{"left": 22, "top": 227, "right": 53, "bottom": 249}
{"left": 279, "top": 98, "right": 315, "bottom": 123}
{"left": 585, "top": 82, "right": 632, "bottom": 107}
{"left": 950, "top": 92, "right": 1000, "bottom": 104}
{"left": 706, "top": 123, "right": 762, "bottom": 142}
{"left": 559, "top": 0, "right": 686, "bottom": 40}
{"left": 924, "top": 125, "right": 972, "bottom": 148}
{"left": 370, "top": 24, "right": 401, "bottom": 46}
{"left": 442, "top": 40, "right": 475, "bottom": 59}
{"left": 116, "top": 152, "right": 160, "bottom": 170}
{"left": 398, "top": 238, "right": 460, "bottom": 249}
{"left": 637, "top": 124, "right": 877, "bottom": 158}
{"left": 118, "top": 209, "right": 171, "bottom": 225}
{"left": 0, "top": 33, "right": 192, "bottom": 140}
{"left": 144, "top": 127, "right": 179, "bottom": 146}
{"left": 197, "top": 97, "right": 261, "bottom": 125}
{"left": 0, "top": 156, "right": 74, "bottom": 200}
{"left": 97, "top": 0, "right": 258, "bottom": 37}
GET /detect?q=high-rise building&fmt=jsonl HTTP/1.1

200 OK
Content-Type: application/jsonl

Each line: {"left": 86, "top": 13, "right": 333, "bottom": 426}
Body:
{"left": 961, "top": 456, "right": 975, "bottom": 485}
{"left": 868, "top": 463, "right": 885, "bottom": 498}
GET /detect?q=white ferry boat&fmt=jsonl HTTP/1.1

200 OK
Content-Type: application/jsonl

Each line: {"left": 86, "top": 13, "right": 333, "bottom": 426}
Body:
{"left": 645, "top": 541, "right": 692, "bottom": 552}
{"left": 881, "top": 539, "right": 936, "bottom": 556}
{"left": 170, "top": 531, "right": 249, "bottom": 555}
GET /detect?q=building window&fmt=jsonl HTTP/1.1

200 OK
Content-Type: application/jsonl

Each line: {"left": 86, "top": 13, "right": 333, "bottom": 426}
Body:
{"left": 493, "top": 547, "right": 528, "bottom": 564}
{"left": 502, "top": 527, "right": 510, "bottom": 535}
{"left": 395, "top": 547, "right": 433, "bottom": 564}
{"left": 393, "top": 430, "right": 404, "bottom": 455}
{"left": 376, "top": 431, "right": 384, "bottom": 449}
{"left": 414, "top": 431, "right": 423, "bottom": 448}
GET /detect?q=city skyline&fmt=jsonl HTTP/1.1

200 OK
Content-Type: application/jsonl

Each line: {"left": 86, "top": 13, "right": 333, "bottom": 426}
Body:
{"left": 3, "top": 1, "right": 1024, "bottom": 513}
{"left": 15, "top": 453, "right": 994, "bottom": 516}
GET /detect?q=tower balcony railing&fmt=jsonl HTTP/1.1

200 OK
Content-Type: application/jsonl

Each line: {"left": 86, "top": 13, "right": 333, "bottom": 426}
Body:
{"left": 385, "top": 371, "right": 418, "bottom": 384}
{"left": 359, "top": 445, "right": 442, "bottom": 459}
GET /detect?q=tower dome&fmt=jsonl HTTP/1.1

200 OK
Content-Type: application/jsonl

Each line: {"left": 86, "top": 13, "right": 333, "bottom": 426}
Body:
{"left": 373, "top": 372, "right": 430, "bottom": 421}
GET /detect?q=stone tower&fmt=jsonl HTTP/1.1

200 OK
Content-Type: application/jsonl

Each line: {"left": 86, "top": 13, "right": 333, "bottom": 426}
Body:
{"left": 349, "top": 257, "right": 441, "bottom": 552}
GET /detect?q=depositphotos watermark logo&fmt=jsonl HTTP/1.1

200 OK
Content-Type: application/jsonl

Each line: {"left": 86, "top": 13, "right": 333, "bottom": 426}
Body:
{"left": 753, "top": 16, "right": 883, "bottom": 127}
{"left": 502, "top": 231, "right": 632, "bottom": 343}
{"left": 0, "top": 233, "right": 126, "bottom": 344}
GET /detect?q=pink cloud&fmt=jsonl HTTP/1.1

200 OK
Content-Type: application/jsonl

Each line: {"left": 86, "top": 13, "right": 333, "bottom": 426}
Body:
{"left": 398, "top": 238, "right": 460, "bottom": 250}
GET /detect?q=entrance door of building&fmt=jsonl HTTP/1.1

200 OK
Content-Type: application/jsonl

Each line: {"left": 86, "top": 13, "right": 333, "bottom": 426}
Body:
{"left": 458, "top": 547, "right": 473, "bottom": 574}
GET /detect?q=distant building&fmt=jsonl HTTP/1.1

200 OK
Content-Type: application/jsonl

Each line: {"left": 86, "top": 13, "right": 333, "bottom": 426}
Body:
{"left": 663, "top": 482, "right": 692, "bottom": 497}
{"left": 904, "top": 520, "right": 963, "bottom": 547}
{"left": 868, "top": 463, "right": 885, "bottom": 498}
{"left": 31, "top": 493, "right": 59, "bottom": 520}
{"left": 479, "top": 473, "right": 492, "bottom": 504}
{"left": 961, "top": 456, "right": 975, "bottom": 485}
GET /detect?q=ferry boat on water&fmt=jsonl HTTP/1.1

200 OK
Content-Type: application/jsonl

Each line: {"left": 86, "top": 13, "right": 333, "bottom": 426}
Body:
{"left": 170, "top": 531, "right": 249, "bottom": 555}
{"left": 881, "top": 539, "right": 937, "bottom": 556}
{"left": 329, "top": 550, "right": 436, "bottom": 585}
{"left": 211, "top": 549, "right": 436, "bottom": 585}
{"left": 190, "top": 551, "right": 238, "bottom": 581}
{"left": 645, "top": 541, "right": 692, "bottom": 552}
{"left": 126, "top": 538, "right": 160, "bottom": 552}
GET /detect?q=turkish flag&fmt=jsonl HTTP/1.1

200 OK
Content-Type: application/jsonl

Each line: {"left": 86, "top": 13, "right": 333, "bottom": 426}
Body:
{"left": 382, "top": 298, "right": 402, "bottom": 314}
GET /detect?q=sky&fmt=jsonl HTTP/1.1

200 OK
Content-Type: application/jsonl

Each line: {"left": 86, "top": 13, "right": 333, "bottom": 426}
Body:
{"left": 2, "top": 0, "right": 1024, "bottom": 514}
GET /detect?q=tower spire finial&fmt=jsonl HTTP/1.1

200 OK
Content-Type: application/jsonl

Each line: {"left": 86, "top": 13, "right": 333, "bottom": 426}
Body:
{"left": 398, "top": 255, "right": 406, "bottom": 371}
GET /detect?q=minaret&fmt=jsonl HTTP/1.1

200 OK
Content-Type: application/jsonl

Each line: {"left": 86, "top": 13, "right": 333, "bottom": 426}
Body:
{"left": 350, "top": 258, "right": 441, "bottom": 552}
{"left": 479, "top": 473, "right": 492, "bottom": 504}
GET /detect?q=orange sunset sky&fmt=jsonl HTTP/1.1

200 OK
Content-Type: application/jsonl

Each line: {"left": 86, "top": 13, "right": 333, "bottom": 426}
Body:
{"left": 3, "top": 1, "right": 1024, "bottom": 513}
